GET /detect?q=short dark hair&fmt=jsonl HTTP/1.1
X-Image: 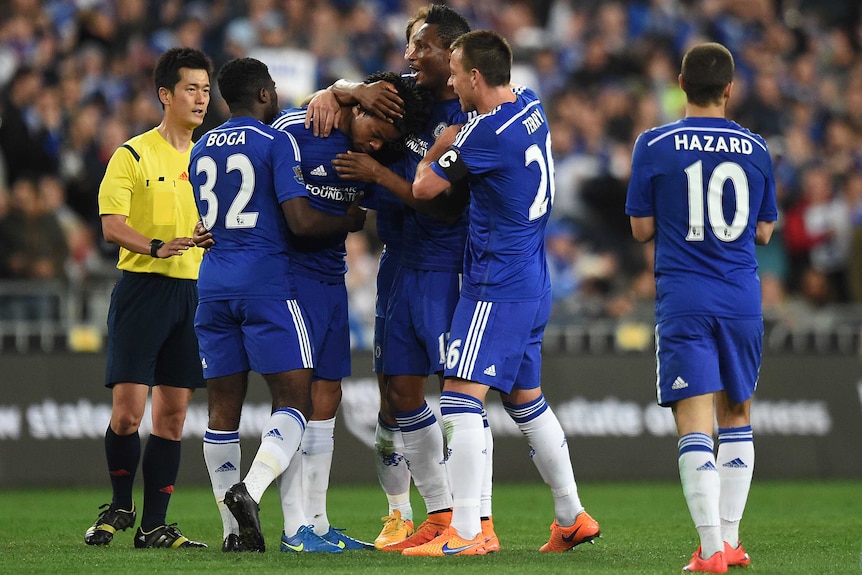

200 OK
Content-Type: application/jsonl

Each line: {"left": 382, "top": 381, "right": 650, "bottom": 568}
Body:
{"left": 451, "top": 30, "right": 512, "bottom": 87}
{"left": 217, "top": 57, "right": 272, "bottom": 110}
{"left": 680, "top": 43, "right": 734, "bottom": 107}
{"left": 424, "top": 4, "right": 471, "bottom": 48}
{"left": 153, "top": 47, "right": 212, "bottom": 101}
{"left": 363, "top": 71, "right": 428, "bottom": 137}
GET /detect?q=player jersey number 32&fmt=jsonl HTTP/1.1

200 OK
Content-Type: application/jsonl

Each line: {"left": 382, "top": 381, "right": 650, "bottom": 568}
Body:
{"left": 195, "top": 153, "right": 260, "bottom": 230}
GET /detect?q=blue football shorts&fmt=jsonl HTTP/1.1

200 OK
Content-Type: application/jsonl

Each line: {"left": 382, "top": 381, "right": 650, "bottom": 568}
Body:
{"left": 194, "top": 298, "right": 313, "bottom": 379}
{"left": 383, "top": 267, "right": 460, "bottom": 376}
{"left": 444, "top": 292, "right": 551, "bottom": 393}
{"left": 294, "top": 274, "right": 351, "bottom": 382}
{"left": 655, "top": 315, "right": 763, "bottom": 406}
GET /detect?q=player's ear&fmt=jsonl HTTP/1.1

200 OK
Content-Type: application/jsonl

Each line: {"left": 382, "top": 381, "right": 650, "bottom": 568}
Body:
{"left": 158, "top": 86, "right": 171, "bottom": 107}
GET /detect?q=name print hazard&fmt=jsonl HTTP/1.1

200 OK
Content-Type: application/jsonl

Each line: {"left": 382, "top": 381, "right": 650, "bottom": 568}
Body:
{"left": 673, "top": 132, "right": 753, "bottom": 154}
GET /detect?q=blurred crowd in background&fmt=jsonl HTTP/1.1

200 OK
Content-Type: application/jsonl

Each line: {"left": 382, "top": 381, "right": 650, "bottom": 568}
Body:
{"left": 0, "top": 0, "right": 860, "bottom": 347}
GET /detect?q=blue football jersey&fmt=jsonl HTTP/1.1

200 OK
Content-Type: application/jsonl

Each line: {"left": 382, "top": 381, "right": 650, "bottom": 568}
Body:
{"left": 430, "top": 87, "right": 553, "bottom": 302}
{"left": 190, "top": 116, "right": 307, "bottom": 302}
{"left": 271, "top": 108, "right": 365, "bottom": 282}
{"left": 400, "top": 97, "right": 469, "bottom": 272}
{"left": 626, "top": 116, "right": 778, "bottom": 321}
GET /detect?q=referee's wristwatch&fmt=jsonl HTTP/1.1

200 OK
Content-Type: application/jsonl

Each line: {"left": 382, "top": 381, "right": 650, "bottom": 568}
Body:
{"left": 149, "top": 239, "right": 165, "bottom": 258}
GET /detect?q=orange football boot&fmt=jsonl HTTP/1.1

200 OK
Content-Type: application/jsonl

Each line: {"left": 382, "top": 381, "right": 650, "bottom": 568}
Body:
{"left": 682, "top": 547, "right": 728, "bottom": 573}
{"left": 539, "top": 511, "right": 601, "bottom": 552}
{"left": 381, "top": 510, "right": 451, "bottom": 552}
{"left": 401, "top": 527, "right": 486, "bottom": 557}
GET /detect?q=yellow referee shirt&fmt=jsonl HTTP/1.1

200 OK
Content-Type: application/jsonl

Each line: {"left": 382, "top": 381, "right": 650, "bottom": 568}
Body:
{"left": 99, "top": 128, "right": 203, "bottom": 280}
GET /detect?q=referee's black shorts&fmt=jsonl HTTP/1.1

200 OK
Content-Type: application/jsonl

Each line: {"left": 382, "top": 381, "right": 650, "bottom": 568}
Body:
{"left": 105, "top": 271, "right": 205, "bottom": 389}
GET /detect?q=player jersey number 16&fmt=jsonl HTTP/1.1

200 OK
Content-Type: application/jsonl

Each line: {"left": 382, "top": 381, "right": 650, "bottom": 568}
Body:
{"left": 195, "top": 154, "right": 260, "bottom": 230}
{"left": 684, "top": 159, "right": 749, "bottom": 243}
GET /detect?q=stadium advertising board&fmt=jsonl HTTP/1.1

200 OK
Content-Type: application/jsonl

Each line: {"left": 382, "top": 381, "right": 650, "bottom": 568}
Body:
{"left": 0, "top": 352, "right": 859, "bottom": 486}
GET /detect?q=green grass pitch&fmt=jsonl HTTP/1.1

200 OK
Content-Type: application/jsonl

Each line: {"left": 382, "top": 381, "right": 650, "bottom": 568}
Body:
{"left": 1, "top": 481, "right": 859, "bottom": 574}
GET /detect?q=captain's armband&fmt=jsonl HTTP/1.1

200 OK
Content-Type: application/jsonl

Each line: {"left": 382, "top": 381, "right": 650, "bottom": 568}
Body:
{"left": 437, "top": 148, "right": 469, "bottom": 183}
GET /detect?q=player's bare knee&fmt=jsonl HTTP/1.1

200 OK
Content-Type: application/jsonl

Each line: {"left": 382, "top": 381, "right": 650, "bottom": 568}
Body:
{"left": 208, "top": 408, "right": 241, "bottom": 431}
{"left": 151, "top": 410, "right": 186, "bottom": 439}
{"left": 386, "top": 380, "right": 425, "bottom": 412}
{"left": 110, "top": 413, "right": 142, "bottom": 436}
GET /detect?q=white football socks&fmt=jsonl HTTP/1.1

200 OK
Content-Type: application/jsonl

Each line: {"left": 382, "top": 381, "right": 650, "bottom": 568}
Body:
{"left": 717, "top": 426, "right": 754, "bottom": 546}
{"left": 278, "top": 447, "right": 308, "bottom": 537}
{"left": 396, "top": 402, "right": 452, "bottom": 513}
{"left": 480, "top": 410, "right": 493, "bottom": 519}
{"left": 505, "top": 396, "right": 582, "bottom": 527}
{"left": 678, "top": 432, "right": 722, "bottom": 558}
{"left": 244, "top": 408, "right": 305, "bottom": 503}
{"left": 442, "top": 410, "right": 485, "bottom": 540}
{"left": 203, "top": 428, "right": 240, "bottom": 538}
{"left": 375, "top": 415, "right": 413, "bottom": 520}
{"left": 301, "top": 418, "right": 335, "bottom": 535}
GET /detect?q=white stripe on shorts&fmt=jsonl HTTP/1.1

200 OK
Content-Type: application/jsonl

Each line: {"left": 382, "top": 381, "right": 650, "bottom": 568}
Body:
{"left": 286, "top": 299, "right": 313, "bottom": 368}
{"left": 458, "top": 301, "right": 492, "bottom": 380}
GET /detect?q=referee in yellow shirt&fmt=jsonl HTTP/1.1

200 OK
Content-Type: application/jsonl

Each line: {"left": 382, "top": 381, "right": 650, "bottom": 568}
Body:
{"left": 84, "top": 47, "right": 210, "bottom": 549}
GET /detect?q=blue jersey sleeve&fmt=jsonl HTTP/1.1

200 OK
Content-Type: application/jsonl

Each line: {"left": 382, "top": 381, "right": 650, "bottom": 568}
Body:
{"left": 437, "top": 119, "right": 500, "bottom": 180}
{"left": 455, "top": 123, "right": 501, "bottom": 176}
{"left": 625, "top": 132, "right": 655, "bottom": 217}
{"left": 755, "top": 136, "right": 778, "bottom": 223}
{"left": 272, "top": 131, "right": 307, "bottom": 204}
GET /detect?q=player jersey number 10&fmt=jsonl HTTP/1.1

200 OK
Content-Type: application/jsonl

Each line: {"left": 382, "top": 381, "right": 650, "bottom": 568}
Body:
{"left": 195, "top": 154, "right": 260, "bottom": 230}
{"left": 684, "top": 160, "right": 749, "bottom": 243}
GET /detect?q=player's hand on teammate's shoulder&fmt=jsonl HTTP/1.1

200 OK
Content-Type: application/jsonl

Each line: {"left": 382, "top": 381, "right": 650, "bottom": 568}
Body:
{"left": 344, "top": 192, "right": 367, "bottom": 233}
{"left": 305, "top": 90, "right": 341, "bottom": 138}
{"left": 435, "top": 125, "right": 461, "bottom": 148}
